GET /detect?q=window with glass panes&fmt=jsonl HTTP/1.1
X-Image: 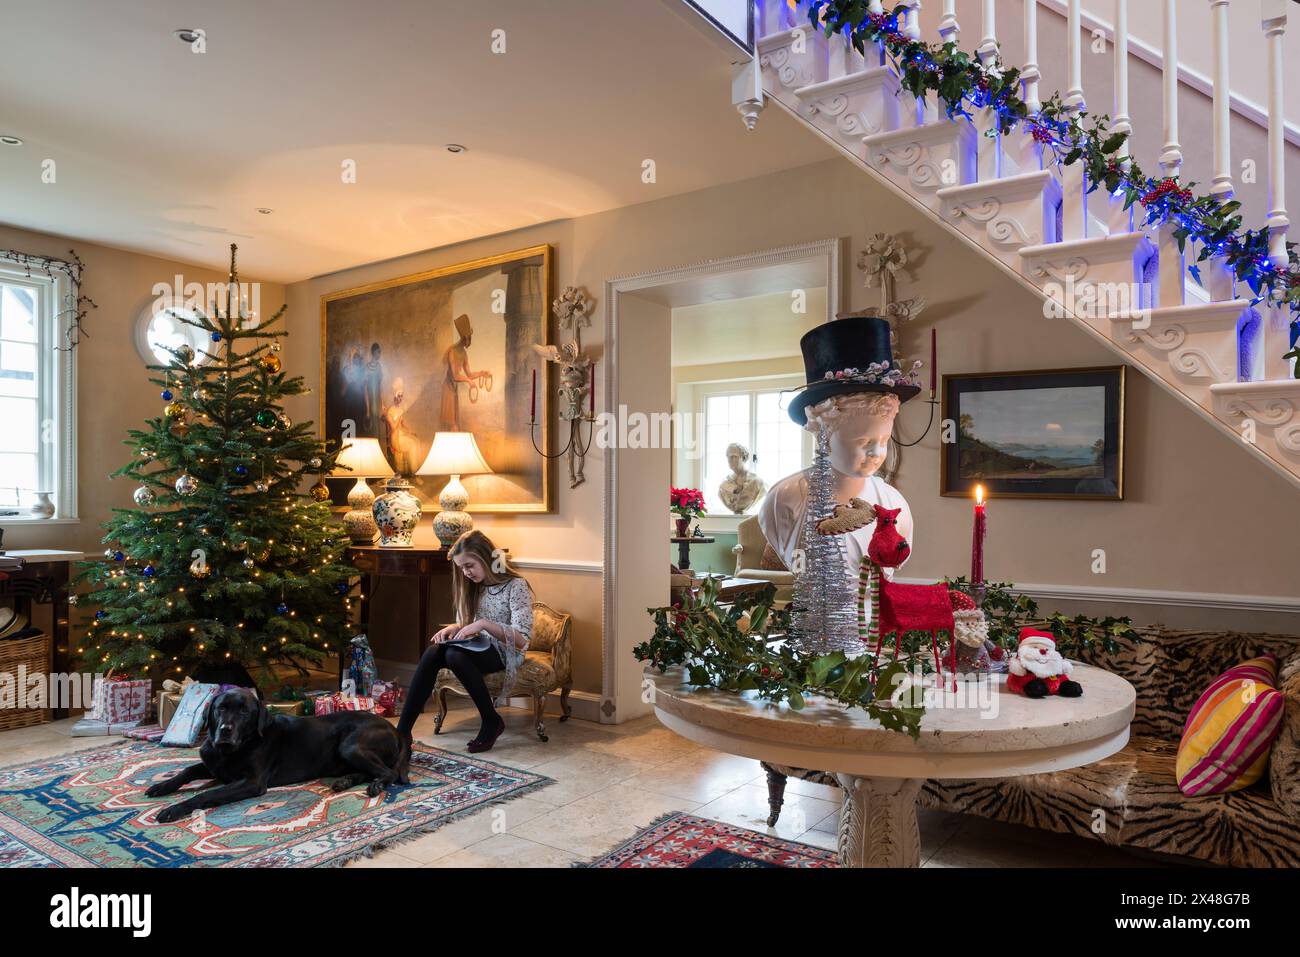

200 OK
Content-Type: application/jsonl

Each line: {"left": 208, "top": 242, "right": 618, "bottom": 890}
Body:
{"left": 0, "top": 281, "right": 40, "bottom": 508}
{"left": 701, "top": 385, "right": 808, "bottom": 514}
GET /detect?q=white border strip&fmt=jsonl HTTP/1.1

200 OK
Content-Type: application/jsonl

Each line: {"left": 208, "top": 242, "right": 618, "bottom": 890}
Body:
{"left": 511, "top": 557, "right": 603, "bottom": 575}
{"left": 896, "top": 577, "right": 1300, "bottom": 614}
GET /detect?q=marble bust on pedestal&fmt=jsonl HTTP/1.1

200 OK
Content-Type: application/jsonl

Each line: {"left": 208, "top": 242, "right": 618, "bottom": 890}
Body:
{"left": 718, "top": 442, "right": 766, "bottom": 514}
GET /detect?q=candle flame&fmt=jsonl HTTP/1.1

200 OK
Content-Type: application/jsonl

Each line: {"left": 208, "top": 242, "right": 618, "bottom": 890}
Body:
{"left": 975, "top": 484, "right": 985, "bottom": 505}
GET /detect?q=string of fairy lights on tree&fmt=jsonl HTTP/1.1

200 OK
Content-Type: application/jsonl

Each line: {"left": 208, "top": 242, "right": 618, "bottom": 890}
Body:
{"left": 808, "top": 1, "right": 1300, "bottom": 374}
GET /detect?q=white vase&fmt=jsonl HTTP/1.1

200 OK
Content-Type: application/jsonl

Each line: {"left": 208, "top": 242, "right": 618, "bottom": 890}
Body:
{"left": 29, "top": 491, "right": 55, "bottom": 519}
{"left": 371, "top": 478, "right": 422, "bottom": 547}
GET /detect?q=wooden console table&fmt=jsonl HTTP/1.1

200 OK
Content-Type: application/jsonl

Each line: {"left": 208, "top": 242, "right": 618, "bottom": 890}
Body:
{"left": 346, "top": 544, "right": 452, "bottom": 664}
{"left": 0, "top": 550, "right": 82, "bottom": 719}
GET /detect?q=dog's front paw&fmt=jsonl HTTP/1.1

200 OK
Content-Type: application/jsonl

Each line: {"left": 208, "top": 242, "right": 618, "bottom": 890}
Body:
{"left": 145, "top": 781, "right": 174, "bottom": 798}
{"left": 155, "top": 804, "right": 191, "bottom": 824}
{"left": 366, "top": 782, "right": 387, "bottom": 797}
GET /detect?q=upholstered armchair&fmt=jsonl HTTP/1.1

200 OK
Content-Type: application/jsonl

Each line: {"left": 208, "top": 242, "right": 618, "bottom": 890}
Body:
{"left": 432, "top": 601, "right": 573, "bottom": 742}
{"left": 731, "top": 516, "right": 794, "bottom": 601}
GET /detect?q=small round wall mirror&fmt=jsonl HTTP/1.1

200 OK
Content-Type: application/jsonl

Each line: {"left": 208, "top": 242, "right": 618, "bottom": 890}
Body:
{"left": 134, "top": 303, "right": 211, "bottom": 367}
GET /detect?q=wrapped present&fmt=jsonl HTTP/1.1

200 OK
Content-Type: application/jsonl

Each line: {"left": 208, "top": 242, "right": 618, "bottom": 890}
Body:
{"left": 313, "top": 692, "right": 379, "bottom": 716}
{"left": 69, "top": 717, "right": 145, "bottom": 737}
{"left": 156, "top": 691, "right": 182, "bottom": 730}
{"left": 266, "top": 699, "right": 306, "bottom": 717}
{"left": 370, "top": 680, "right": 399, "bottom": 717}
{"left": 89, "top": 674, "right": 152, "bottom": 724}
{"left": 348, "top": 635, "right": 378, "bottom": 696}
{"left": 161, "top": 683, "right": 220, "bottom": 747}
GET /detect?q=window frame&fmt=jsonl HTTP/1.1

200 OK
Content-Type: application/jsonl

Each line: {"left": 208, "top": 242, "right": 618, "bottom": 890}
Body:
{"left": 0, "top": 257, "right": 78, "bottom": 523}
{"left": 675, "top": 373, "right": 811, "bottom": 533}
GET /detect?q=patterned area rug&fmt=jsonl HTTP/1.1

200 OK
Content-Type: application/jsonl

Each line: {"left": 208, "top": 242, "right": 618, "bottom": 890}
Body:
{"left": 581, "top": 812, "right": 838, "bottom": 868}
{"left": 0, "top": 740, "right": 551, "bottom": 867}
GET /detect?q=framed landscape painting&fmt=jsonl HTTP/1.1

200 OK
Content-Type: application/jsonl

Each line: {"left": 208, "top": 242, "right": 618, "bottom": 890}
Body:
{"left": 320, "top": 244, "right": 552, "bottom": 513}
{"left": 941, "top": 367, "right": 1125, "bottom": 500}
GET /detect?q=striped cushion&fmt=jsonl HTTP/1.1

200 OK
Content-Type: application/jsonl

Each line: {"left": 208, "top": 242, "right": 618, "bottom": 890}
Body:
{"left": 1176, "top": 655, "right": 1285, "bottom": 797}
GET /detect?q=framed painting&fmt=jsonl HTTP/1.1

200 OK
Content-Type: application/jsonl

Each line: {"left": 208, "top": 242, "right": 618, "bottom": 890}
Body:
{"left": 941, "top": 366, "right": 1125, "bottom": 500}
{"left": 320, "top": 244, "right": 552, "bottom": 513}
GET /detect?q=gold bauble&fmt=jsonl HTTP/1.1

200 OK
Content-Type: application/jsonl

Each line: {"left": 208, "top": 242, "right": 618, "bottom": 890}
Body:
{"left": 189, "top": 560, "right": 210, "bottom": 579}
{"left": 164, "top": 401, "right": 189, "bottom": 419}
{"left": 309, "top": 481, "right": 331, "bottom": 503}
{"left": 260, "top": 354, "right": 282, "bottom": 374}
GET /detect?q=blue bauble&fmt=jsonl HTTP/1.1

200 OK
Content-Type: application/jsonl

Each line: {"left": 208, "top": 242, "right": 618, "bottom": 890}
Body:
{"left": 335, "top": 582, "right": 348, "bottom": 595}
{"left": 276, "top": 603, "right": 289, "bottom": 614}
{"left": 211, "top": 331, "right": 222, "bottom": 342}
{"left": 113, "top": 551, "right": 124, "bottom": 562}
{"left": 142, "top": 565, "right": 155, "bottom": 577}
{"left": 161, "top": 389, "right": 173, "bottom": 401}
{"left": 95, "top": 610, "right": 106, "bottom": 619}
{"left": 234, "top": 465, "right": 249, "bottom": 477}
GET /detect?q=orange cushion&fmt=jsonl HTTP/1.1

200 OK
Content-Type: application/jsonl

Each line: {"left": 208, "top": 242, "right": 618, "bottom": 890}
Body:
{"left": 1176, "top": 655, "right": 1285, "bottom": 796}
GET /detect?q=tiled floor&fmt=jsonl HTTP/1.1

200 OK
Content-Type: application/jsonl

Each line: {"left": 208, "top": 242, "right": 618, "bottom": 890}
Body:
{"left": 6, "top": 708, "right": 1183, "bottom": 868}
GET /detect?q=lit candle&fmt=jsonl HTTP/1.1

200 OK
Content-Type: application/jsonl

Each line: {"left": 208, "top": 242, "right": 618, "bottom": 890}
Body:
{"left": 929, "top": 328, "right": 937, "bottom": 398}
{"left": 971, "top": 484, "right": 986, "bottom": 585}
{"left": 588, "top": 362, "right": 595, "bottom": 415}
{"left": 530, "top": 368, "right": 537, "bottom": 422}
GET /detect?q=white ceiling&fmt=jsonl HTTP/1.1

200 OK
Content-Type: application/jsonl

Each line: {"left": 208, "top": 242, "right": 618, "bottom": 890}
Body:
{"left": 671, "top": 287, "right": 826, "bottom": 367}
{"left": 0, "top": 0, "right": 832, "bottom": 283}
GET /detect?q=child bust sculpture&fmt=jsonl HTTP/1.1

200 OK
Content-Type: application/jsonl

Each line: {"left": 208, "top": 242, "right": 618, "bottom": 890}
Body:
{"left": 758, "top": 313, "right": 920, "bottom": 590}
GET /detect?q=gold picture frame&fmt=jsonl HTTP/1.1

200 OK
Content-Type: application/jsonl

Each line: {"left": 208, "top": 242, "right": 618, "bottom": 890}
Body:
{"left": 320, "top": 244, "right": 553, "bottom": 513}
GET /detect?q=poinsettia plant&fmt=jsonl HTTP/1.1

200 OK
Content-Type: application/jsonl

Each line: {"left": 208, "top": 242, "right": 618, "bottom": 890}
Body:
{"left": 670, "top": 486, "right": 706, "bottom": 519}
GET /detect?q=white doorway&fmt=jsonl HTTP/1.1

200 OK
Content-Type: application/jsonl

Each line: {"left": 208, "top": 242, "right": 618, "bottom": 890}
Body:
{"left": 598, "top": 238, "right": 842, "bottom": 722}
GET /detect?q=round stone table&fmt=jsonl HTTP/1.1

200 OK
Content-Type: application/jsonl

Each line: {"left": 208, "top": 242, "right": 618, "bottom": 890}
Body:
{"left": 646, "top": 664, "right": 1135, "bottom": 867}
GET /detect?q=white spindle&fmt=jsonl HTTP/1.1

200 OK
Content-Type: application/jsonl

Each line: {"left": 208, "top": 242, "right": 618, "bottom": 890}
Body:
{"left": 1264, "top": 0, "right": 1292, "bottom": 378}
{"left": 895, "top": 1, "right": 930, "bottom": 125}
{"left": 1157, "top": 0, "right": 1185, "bottom": 307}
{"left": 1022, "top": 0, "right": 1041, "bottom": 113}
{"left": 1204, "top": 0, "right": 1235, "bottom": 300}
{"left": 1209, "top": 0, "right": 1233, "bottom": 203}
{"left": 938, "top": 0, "right": 959, "bottom": 46}
{"left": 976, "top": 0, "right": 1001, "bottom": 180}
{"left": 1065, "top": 0, "right": 1085, "bottom": 112}
{"left": 830, "top": 33, "right": 849, "bottom": 79}
{"left": 1108, "top": 0, "right": 1132, "bottom": 233}
{"left": 1014, "top": 0, "right": 1043, "bottom": 172}
{"left": 1062, "top": 0, "right": 1087, "bottom": 239}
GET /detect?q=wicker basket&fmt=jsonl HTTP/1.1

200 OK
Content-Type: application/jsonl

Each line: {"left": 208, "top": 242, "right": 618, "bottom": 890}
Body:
{"left": 0, "top": 632, "right": 51, "bottom": 731}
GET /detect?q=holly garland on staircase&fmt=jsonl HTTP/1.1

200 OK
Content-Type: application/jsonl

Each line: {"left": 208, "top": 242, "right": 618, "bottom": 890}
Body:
{"left": 807, "top": 1, "right": 1300, "bottom": 373}
{"left": 75, "top": 244, "right": 356, "bottom": 681}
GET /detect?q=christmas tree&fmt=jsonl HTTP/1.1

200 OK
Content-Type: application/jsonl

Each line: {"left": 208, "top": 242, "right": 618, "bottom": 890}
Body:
{"left": 76, "top": 245, "right": 355, "bottom": 681}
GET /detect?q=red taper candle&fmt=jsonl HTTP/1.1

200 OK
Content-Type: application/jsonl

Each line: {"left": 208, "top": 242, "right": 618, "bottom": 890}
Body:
{"left": 971, "top": 484, "right": 986, "bottom": 585}
{"left": 929, "top": 328, "right": 937, "bottom": 398}
{"left": 530, "top": 368, "right": 537, "bottom": 421}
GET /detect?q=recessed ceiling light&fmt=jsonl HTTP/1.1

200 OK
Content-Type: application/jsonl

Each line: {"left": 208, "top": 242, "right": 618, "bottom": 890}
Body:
{"left": 445, "top": 144, "right": 467, "bottom": 154}
{"left": 256, "top": 208, "right": 273, "bottom": 215}
{"left": 0, "top": 135, "right": 23, "bottom": 147}
{"left": 174, "top": 28, "right": 203, "bottom": 44}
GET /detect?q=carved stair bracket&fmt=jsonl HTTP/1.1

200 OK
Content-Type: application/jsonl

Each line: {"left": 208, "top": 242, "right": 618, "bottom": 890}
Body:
{"left": 757, "top": 26, "right": 828, "bottom": 93}
{"left": 864, "top": 122, "right": 976, "bottom": 199}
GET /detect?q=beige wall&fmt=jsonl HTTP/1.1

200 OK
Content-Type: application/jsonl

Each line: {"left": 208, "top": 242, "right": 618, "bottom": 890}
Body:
{"left": 287, "top": 155, "right": 1300, "bottom": 704}
{"left": 0, "top": 224, "right": 285, "bottom": 555}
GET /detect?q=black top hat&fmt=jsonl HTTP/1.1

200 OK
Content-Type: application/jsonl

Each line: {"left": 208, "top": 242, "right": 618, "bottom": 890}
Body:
{"left": 787, "top": 312, "right": 920, "bottom": 426}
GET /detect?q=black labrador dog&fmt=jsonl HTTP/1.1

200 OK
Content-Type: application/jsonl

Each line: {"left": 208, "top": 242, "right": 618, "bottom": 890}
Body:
{"left": 146, "top": 688, "right": 410, "bottom": 823}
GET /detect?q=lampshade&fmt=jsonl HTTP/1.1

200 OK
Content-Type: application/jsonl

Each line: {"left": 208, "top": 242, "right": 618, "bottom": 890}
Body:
{"left": 416, "top": 432, "right": 492, "bottom": 477}
{"left": 331, "top": 437, "right": 395, "bottom": 479}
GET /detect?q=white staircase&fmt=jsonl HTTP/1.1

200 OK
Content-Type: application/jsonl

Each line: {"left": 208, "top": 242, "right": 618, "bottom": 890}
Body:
{"left": 734, "top": 0, "right": 1300, "bottom": 491}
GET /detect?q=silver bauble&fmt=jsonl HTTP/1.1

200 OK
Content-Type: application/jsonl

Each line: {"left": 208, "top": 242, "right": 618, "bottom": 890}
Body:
{"left": 133, "top": 486, "right": 156, "bottom": 506}
{"left": 309, "top": 457, "right": 322, "bottom": 469}
{"left": 254, "top": 481, "right": 269, "bottom": 493}
{"left": 175, "top": 473, "right": 200, "bottom": 496}
{"left": 243, "top": 557, "right": 255, "bottom": 569}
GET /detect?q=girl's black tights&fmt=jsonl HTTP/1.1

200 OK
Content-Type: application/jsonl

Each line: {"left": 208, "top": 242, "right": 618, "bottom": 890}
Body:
{"left": 397, "top": 641, "right": 504, "bottom": 740}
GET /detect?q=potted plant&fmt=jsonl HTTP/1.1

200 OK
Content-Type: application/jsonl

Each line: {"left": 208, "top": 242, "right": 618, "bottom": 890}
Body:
{"left": 670, "top": 487, "right": 705, "bottom": 537}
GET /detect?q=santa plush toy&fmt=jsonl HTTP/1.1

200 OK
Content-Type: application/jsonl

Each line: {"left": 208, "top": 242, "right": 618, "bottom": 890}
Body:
{"left": 1007, "top": 627, "right": 1083, "bottom": 698}
{"left": 947, "top": 590, "right": 993, "bottom": 673}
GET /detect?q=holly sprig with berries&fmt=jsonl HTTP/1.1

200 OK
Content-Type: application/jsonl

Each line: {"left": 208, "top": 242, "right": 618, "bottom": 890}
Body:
{"left": 809, "top": 1, "right": 1300, "bottom": 373}
{"left": 635, "top": 577, "right": 924, "bottom": 738}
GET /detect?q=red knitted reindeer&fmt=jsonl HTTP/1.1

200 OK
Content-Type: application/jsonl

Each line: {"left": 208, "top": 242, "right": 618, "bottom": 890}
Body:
{"left": 816, "top": 500, "right": 954, "bottom": 684}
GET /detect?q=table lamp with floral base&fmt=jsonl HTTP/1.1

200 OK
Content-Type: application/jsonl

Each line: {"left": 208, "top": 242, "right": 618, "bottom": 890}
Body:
{"left": 331, "top": 438, "right": 394, "bottom": 544}
{"left": 416, "top": 432, "right": 493, "bottom": 547}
